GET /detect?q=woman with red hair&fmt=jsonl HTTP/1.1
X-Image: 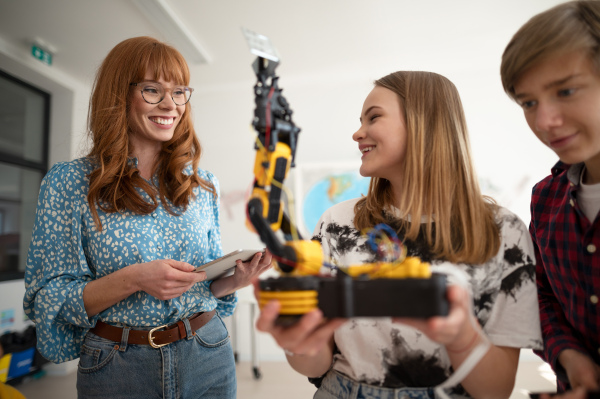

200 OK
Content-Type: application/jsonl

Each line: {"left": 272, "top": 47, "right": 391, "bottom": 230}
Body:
{"left": 23, "top": 36, "right": 271, "bottom": 398}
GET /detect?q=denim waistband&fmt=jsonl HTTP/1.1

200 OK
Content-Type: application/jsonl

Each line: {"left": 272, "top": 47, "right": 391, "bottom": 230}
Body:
{"left": 316, "top": 369, "right": 438, "bottom": 399}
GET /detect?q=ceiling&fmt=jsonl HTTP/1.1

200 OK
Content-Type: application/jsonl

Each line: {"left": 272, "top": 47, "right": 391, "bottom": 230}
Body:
{"left": 0, "top": 0, "right": 566, "bottom": 91}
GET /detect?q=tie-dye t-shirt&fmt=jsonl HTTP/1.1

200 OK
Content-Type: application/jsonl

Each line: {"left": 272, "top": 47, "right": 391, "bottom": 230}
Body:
{"left": 23, "top": 157, "right": 236, "bottom": 363}
{"left": 312, "top": 198, "right": 542, "bottom": 396}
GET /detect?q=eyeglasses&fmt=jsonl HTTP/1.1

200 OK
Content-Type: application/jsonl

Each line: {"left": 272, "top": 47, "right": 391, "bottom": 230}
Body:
{"left": 130, "top": 81, "right": 194, "bottom": 106}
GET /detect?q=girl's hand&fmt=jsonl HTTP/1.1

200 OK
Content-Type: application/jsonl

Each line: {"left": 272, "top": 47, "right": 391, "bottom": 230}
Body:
{"left": 133, "top": 259, "right": 207, "bottom": 300}
{"left": 393, "top": 285, "right": 480, "bottom": 350}
{"left": 253, "top": 279, "right": 346, "bottom": 356}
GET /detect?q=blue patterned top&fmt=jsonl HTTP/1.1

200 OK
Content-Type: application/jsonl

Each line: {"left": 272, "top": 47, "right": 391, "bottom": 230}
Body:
{"left": 23, "top": 157, "right": 237, "bottom": 363}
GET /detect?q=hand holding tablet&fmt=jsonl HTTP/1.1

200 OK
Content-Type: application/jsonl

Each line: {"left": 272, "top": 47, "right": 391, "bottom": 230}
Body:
{"left": 194, "top": 249, "right": 264, "bottom": 280}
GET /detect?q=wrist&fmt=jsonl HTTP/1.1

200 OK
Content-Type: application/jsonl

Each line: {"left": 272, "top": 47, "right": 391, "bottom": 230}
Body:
{"left": 210, "top": 277, "right": 236, "bottom": 298}
{"left": 446, "top": 332, "right": 478, "bottom": 354}
{"left": 125, "top": 263, "right": 142, "bottom": 293}
{"left": 446, "top": 325, "right": 481, "bottom": 354}
{"left": 558, "top": 348, "right": 588, "bottom": 370}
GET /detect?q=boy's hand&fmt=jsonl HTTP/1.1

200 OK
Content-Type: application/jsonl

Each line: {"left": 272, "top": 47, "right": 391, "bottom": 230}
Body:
{"left": 537, "top": 387, "right": 587, "bottom": 399}
{"left": 559, "top": 349, "right": 600, "bottom": 391}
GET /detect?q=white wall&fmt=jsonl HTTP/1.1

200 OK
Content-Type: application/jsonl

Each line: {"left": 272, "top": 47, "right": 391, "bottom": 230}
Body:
{"left": 0, "top": 1, "right": 560, "bottom": 366}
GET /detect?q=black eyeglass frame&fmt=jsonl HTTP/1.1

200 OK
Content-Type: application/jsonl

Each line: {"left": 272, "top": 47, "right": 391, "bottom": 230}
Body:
{"left": 130, "top": 82, "right": 194, "bottom": 106}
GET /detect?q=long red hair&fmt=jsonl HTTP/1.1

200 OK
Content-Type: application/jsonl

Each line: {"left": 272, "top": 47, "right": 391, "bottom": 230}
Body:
{"left": 86, "top": 36, "right": 215, "bottom": 230}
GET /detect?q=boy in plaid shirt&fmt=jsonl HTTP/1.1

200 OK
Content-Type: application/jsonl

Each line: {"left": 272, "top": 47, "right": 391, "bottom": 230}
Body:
{"left": 501, "top": 0, "right": 600, "bottom": 394}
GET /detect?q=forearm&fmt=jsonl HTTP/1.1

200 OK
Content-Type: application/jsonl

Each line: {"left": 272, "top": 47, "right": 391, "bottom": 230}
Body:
{"left": 83, "top": 264, "right": 140, "bottom": 317}
{"left": 210, "top": 276, "right": 237, "bottom": 298}
{"left": 535, "top": 244, "right": 583, "bottom": 370}
{"left": 538, "top": 290, "right": 585, "bottom": 370}
{"left": 543, "top": 329, "right": 587, "bottom": 376}
{"left": 450, "top": 342, "right": 519, "bottom": 399}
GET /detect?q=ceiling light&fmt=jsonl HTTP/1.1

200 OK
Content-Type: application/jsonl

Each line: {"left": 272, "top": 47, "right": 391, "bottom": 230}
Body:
{"left": 131, "top": 0, "right": 211, "bottom": 64}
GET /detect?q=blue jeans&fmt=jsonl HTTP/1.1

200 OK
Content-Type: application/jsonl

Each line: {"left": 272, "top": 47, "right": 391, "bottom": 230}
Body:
{"left": 314, "top": 370, "right": 440, "bottom": 399}
{"left": 76, "top": 313, "right": 236, "bottom": 399}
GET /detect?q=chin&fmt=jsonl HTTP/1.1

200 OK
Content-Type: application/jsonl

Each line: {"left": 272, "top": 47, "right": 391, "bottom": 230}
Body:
{"left": 358, "top": 167, "right": 371, "bottom": 177}
{"left": 556, "top": 151, "right": 589, "bottom": 166}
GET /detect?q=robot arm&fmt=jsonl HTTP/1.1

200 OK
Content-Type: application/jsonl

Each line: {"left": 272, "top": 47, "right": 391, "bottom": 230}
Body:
{"left": 242, "top": 29, "right": 448, "bottom": 322}
{"left": 246, "top": 56, "right": 322, "bottom": 275}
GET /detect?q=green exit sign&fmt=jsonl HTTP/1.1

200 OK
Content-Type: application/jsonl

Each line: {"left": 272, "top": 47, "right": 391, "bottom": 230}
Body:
{"left": 31, "top": 45, "right": 52, "bottom": 65}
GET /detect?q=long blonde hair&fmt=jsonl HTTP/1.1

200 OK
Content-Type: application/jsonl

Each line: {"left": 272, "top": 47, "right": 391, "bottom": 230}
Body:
{"left": 86, "top": 36, "right": 215, "bottom": 230}
{"left": 501, "top": 0, "right": 600, "bottom": 99}
{"left": 354, "top": 71, "right": 499, "bottom": 265}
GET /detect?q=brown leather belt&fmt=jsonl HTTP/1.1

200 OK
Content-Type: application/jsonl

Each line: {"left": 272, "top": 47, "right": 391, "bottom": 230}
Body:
{"left": 90, "top": 309, "right": 216, "bottom": 348}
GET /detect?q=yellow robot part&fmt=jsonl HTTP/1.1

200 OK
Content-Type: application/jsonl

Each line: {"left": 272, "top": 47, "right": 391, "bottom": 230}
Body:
{"left": 245, "top": 187, "right": 284, "bottom": 232}
{"left": 344, "top": 256, "right": 431, "bottom": 279}
{"left": 253, "top": 142, "right": 292, "bottom": 187}
{"left": 258, "top": 290, "right": 318, "bottom": 315}
{"left": 282, "top": 240, "right": 323, "bottom": 276}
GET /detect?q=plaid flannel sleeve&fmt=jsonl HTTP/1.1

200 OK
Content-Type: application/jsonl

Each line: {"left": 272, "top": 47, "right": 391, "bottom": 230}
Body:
{"left": 532, "top": 224, "right": 587, "bottom": 383}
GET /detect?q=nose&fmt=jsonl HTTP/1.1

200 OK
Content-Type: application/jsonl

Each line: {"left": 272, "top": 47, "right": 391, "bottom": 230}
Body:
{"left": 158, "top": 91, "right": 177, "bottom": 110}
{"left": 534, "top": 101, "right": 563, "bottom": 133}
{"left": 352, "top": 125, "right": 365, "bottom": 142}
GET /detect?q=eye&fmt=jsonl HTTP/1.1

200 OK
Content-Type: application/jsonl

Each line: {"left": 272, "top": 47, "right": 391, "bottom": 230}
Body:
{"left": 557, "top": 88, "right": 576, "bottom": 97}
{"left": 519, "top": 100, "right": 536, "bottom": 110}
{"left": 143, "top": 86, "right": 160, "bottom": 94}
{"left": 370, "top": 114, "right": 381, "bottom": 122}
{"left": 173, "top": 88, "right": 185, "bottom": 96}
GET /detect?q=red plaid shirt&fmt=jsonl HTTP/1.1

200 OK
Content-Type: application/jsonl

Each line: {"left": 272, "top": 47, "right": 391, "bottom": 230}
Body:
{"left": 530, "top": 161, "right": 600, "bottom": 392}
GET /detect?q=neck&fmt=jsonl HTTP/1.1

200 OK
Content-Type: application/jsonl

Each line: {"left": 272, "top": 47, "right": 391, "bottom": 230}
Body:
{"left": 388, "top": 176, "right": 404, "bottom": 210}
{"left": 131, "top": 147, "right": 160, "bottom": 180}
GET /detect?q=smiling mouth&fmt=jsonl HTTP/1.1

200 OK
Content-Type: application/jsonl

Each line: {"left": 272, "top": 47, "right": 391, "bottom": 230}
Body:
{"left": 361, "top": 146, "right": 375, "bottom": 154}
{"left": 549, "top": 133, "right": 577, "bottom": 149}
{"left": 149, "top": 117, "right": 175, "bottom": 125}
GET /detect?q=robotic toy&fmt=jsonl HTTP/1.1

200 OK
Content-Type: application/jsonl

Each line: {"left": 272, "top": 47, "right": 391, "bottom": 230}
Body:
{"left": 242, "top": 29, "right": 449, "bottom": 325}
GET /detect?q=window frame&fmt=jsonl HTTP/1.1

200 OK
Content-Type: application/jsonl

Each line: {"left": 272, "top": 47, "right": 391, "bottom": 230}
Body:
{"left": 0, "top": 69, "right": 50, "bottom": 281}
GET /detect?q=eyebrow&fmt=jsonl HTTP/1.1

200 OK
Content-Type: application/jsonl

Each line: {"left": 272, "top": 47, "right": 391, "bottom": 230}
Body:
{"left": 515, "top": 73, "right": 583, "bottom": 99}
{"left": 359, "top": 105, "right": 382, "bottom": 122}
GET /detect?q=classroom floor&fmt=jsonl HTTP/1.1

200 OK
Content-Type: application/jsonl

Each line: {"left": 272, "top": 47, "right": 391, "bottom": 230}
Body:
{"left": 8, "top": 356, "right": 557, "bottom": 399}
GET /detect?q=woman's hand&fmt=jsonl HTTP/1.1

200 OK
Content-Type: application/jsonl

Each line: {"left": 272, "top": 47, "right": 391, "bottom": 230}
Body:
{"left": 133, "top": 259, "right": 207, "bottom": 300}
{"left": 393, "top": 284, "right": 480, "bottom": 350}
{"left": 209, "top": 250, "right": 273, "bottom": 297}
{"left": 230, "top": 249, "right": 273, "bottom": 289}
{"left": 83, "top": 259, "right": 207, "bottom": 317}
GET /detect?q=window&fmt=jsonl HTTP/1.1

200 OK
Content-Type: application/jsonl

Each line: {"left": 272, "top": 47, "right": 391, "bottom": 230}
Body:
{"left": 0, "top": 69, "right": 49, "bottom": 281}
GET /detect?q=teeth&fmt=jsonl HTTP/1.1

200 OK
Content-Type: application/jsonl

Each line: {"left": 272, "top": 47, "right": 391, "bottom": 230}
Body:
{"left": 361, "top": 146, "right": 374, "bottom": 153}
{"left": 151, "top": 117, "right": 173, "bottom": 125}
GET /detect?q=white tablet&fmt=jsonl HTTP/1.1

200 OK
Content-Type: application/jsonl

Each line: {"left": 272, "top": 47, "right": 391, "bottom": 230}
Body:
{"left": 194, "top": 249, "right": 264, "bottom": 280}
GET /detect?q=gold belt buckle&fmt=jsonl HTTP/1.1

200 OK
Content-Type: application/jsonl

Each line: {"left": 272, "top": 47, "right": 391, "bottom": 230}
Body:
{"left": 148, "top": 324, "right": 169, "bottom": 348}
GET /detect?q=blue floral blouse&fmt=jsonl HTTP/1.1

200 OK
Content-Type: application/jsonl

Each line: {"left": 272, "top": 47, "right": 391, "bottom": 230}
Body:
{"left": 23, "top": 157, "right": 237, "bottom": 363}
